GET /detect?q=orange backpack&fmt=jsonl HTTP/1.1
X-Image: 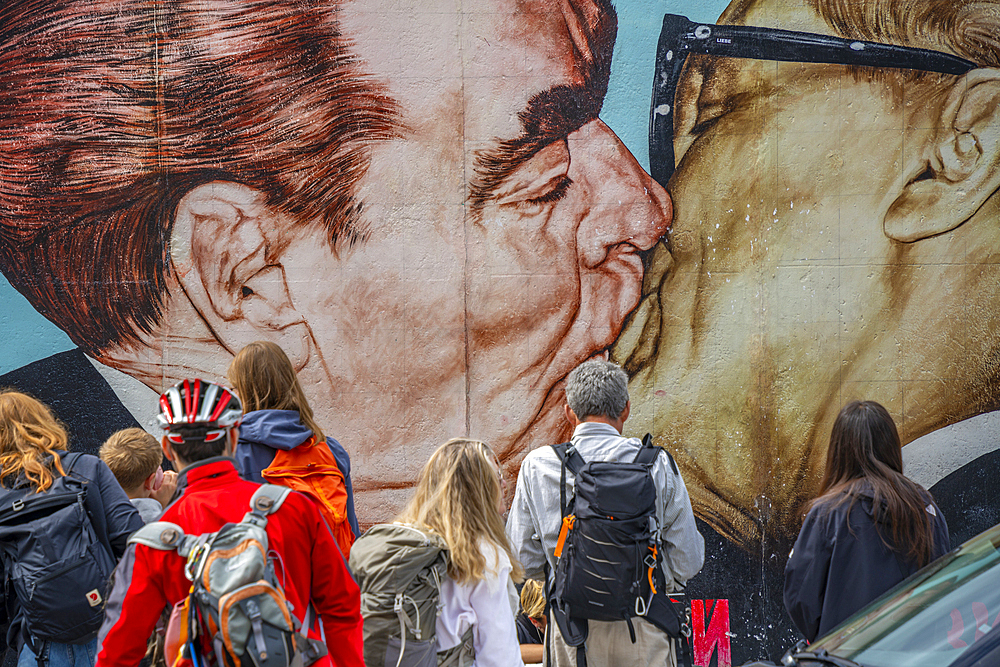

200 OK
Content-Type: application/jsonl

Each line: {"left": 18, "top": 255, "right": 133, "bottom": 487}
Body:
{"left": 262, "top": 436, "right": 356, "bottom": 558}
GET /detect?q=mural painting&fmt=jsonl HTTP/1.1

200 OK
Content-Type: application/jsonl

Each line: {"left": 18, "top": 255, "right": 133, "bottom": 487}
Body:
{"left": 2, "top": 0, "right": 1000, "bottom": 664}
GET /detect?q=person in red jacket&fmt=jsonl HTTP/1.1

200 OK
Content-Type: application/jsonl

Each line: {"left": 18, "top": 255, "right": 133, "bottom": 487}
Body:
{"left": 96, "top": 379, "right": 364, "bottom": 667}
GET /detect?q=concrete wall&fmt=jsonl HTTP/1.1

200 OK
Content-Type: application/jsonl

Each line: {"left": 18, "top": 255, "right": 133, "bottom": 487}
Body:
{"left": 3, "top": 0, "right": 999, "bottom": 663}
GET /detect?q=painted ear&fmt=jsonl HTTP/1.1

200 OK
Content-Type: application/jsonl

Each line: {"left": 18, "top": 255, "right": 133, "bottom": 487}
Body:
{"left": 884, "top": 69, "right": 1000, "bottom": 242}
{"left": 171, "top": 181, "right": 311, "bottom": 366}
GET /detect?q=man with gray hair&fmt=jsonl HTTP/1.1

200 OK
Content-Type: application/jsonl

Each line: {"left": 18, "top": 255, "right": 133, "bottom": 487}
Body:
{"left": 507, "top": 359, "right": 704, "bottom": 667}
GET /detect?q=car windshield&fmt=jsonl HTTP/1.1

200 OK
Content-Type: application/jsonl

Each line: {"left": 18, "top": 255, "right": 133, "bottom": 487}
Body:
{"left": 809, "top": 524, "right": 1000, "bottom": 666}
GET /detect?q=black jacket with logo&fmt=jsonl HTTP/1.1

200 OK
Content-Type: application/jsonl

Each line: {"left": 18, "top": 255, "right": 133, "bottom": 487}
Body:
{"left": 783, "top": 485, "right": 950, "bottom": 641}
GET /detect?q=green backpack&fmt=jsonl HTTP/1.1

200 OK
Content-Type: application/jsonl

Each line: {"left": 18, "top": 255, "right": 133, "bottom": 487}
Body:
{"left": 348, "top": 523, "right": 474, "bottom": 667}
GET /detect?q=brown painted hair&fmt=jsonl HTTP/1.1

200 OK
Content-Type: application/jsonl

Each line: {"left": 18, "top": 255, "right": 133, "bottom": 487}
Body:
{"left": 399, "top": 438, "right": 524, "bottom": 585}
{"left": 0, "top": 391, "right": 69, "bottom": 493}
{"left": 227, "top": 341, "right": 324, "bottom": 442}
{"left": 813, "top": 400, "right": 937, "bottom": 567}
{"left": 0, "top": 0, "right": 397, "bottom": 354}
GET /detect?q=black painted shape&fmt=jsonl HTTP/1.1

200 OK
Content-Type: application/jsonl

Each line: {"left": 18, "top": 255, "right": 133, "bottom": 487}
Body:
{"left": 0, "top": 349, "right": 141, "bottom": 457}
{"left": 931, "top": 448, "right": 1000, "bottom": 549}
{"left": 684, "top": 519, "right": 801, "bottom": 667}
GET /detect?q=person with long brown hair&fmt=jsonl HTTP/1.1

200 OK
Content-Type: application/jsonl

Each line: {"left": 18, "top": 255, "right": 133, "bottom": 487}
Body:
{"left": 784, "top": 400, "right": 951, "bottom": 641}
{"left": 227, "top": 341, "right": 360, "bottom": 545}
{"left": 0, "top": 390, "right": 142, "bottom": 667}
{"left": 398, "top": 438, "right": 525, "bottom": 666}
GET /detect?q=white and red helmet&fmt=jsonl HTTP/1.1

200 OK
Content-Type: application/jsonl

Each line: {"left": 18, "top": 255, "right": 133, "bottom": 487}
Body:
{"left": 157, "top": 379, "right": 242, "bottom": 444}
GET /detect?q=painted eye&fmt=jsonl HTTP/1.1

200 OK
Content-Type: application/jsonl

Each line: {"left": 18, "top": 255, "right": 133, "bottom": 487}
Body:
{"left": 520, "top": 175, "right": 572, "bottom": 206}
{"left": 494, "top": 140, "right": 572, "bottom": 210}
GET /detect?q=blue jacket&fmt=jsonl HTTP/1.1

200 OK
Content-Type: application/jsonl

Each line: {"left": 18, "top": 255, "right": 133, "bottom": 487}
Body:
{"left": 783, "top": 485, "right": 950, "bottom": 641}
{"left": 235, "top": 410, "right": 360, "bottom": 539}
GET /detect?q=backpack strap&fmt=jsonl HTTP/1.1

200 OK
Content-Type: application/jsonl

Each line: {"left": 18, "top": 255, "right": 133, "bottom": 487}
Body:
{"left": 58, "top": 452, "right": 85, "bottom": 475}
{"left": 243, "top": 484, "right": 293, "bottom": 527}
{"left": 128, "top": 521, "right": 198, "bottom": 555}
{"left": 551, "top": 443, "right": 584, "bottom": 517}
{"left": 633, "top": 433, "right": 679, "bottom": 475}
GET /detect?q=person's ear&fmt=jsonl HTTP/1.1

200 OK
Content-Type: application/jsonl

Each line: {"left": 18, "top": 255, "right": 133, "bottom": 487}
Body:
{"left": 142, "top": 470, "right": 157, "bottom": 492}
{"left": 884, "top": 69, "right": 1000, "bottom": 242}
{"left": 565, "top": 403, "right": 580, "bottom": 427}
{"left": 161, "top": 436, "right": 176, "bottom": 463}
{"left": 170, "top": 181, "right": 312, "bottom": 367}
{"left": 619, "top": 400, "right": 630, "bottom": 424}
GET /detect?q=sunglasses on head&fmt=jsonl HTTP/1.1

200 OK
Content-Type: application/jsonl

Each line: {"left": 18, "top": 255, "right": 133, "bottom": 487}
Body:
{"left": 648, "top": 14, "right": 977, "bottom": 189}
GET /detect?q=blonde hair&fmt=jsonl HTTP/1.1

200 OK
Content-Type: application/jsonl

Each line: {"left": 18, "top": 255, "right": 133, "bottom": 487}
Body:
{"left": 399, "top": 438, "right": 524, "bottom": 585}
{"left": 227, "top": 341, "right": 325, "bottom": 441}
{"left": 0, "top": 390, "right": 68, "bottom": 492}
{"left": 100, "top": 428, "right": 162, "bottom": 493}
{"left": 520, "top": 579, "right": 546, "bottom": 619}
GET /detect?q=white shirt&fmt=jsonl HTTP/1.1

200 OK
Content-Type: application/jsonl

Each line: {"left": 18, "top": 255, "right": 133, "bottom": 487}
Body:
{"left": 505, "top": 421, "right": 704, "bottom": 591}
{"left": 436, "top": 540, "right": 525, "bottom": 667}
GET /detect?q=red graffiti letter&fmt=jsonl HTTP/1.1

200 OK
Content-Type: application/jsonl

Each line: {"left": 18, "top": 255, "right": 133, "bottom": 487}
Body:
{"left": 691, "top": 599, "right": 732, "bottom": 667}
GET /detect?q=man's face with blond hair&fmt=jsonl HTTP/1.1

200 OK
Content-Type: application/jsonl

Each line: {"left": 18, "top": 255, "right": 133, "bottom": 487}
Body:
{"left": 618, "top": 0, "right": 1000, "bottom": 548}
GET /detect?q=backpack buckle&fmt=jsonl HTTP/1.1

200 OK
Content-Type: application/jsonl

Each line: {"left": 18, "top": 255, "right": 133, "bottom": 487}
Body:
{"left": 160, "top": 528, "right": 181, "bottom": 548}
{"left": 11, "top": 500, "right": 23, "bottom": 512}
{"left": 644, "top": 553, "right": 657, "bottom": 569}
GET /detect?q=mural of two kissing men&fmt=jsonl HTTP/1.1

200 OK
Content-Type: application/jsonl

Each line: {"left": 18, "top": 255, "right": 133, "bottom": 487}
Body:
{"left": 2, "top": 0, "right": 999, "bottom": 663}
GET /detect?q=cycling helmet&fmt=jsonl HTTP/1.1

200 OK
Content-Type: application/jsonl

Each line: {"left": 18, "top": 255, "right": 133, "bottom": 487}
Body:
{"left": 157, "top": 379, "right": 242, "bottom": 444}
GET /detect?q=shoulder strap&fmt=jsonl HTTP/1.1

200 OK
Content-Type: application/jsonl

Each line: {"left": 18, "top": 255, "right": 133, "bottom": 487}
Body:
{"left": 632, "top": 434, "right": 660, "bottom": 465}
{"left": 551, "top": 443, "right": 584, "bottom": 517}
{"left": 129, "top": 521, "right": 186, "bottom": 549}
{"left": 633, "top": 434, "right": 679, "bottom": 475}
{"left": 551, "top": 442, "right": 585, "bottom": 475}
{"left": 59, "top": 452, "right": 85, "bottom": 475}
{"left": 244, "top": 484, "right": 293, "bottom": 527}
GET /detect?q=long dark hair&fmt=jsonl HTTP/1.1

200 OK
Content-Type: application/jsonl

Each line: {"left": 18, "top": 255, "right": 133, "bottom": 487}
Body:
{"left": 814, "top": 400, "right": 936, "bottom": 566}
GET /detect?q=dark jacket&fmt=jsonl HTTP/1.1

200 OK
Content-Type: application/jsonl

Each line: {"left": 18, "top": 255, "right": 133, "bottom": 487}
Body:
{"left": 783, "top": 485, "right": 950, "bottom": 641}
{"left": 234, "top": 409, "right": 360, "bottom": 538}
{"left": 0, "top": 451, "right": 143, "bottom": 649}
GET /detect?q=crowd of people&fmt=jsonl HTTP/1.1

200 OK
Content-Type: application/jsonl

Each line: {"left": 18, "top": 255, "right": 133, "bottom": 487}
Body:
{"left": 0, "top": 342, "right": 951, "bottom": 667}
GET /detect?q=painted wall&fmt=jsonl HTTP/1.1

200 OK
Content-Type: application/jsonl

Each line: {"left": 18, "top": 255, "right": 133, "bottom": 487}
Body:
{"left": 3, "top": 0, "right": 1000, "bottom": 664}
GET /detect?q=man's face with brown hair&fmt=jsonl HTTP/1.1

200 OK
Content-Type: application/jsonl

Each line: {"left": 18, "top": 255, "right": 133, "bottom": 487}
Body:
{"left": 0, "top": 0, "right": 671, "bottom": 520}
{"left": 227, "top": 0, "right": 672, "bottom": 517}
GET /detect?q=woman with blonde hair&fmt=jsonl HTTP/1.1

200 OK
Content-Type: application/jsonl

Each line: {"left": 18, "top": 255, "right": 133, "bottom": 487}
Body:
{"left": 227, "top": 341, "right": 360, "bottom": 546}
{"left": 398, "top": 437, "right": 525, "bottom": 666}
{"left": 0, "top": 390, "right": 142, "bottom": 667}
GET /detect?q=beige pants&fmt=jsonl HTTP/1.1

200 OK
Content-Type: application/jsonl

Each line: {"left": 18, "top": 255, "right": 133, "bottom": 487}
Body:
{"left": 544, "top": 614, "right": 676, "bottom": 667}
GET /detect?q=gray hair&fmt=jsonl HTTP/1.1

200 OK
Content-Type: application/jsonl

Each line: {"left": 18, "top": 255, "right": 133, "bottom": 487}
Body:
{"left": 565, "top": 360, "right": 629, "bottom": 420}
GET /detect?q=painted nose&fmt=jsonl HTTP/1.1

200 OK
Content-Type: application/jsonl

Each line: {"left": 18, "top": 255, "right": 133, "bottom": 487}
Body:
{"left": 569, "top": 120, "right": 672, "bottom": 270}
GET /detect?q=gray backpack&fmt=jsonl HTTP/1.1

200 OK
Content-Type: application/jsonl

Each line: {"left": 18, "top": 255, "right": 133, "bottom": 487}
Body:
{"left": 348, "top": 523, "right": 473, "bottom": 667}
{"left": 129, "top": 485, "right": 327, "bottom": 667}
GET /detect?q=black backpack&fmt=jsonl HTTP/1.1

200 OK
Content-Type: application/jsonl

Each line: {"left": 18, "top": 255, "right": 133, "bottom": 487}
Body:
{"left": 0, "top": 453, "right": 117, "bottom": 653}
{"left": 549, "top": 435, "right": 692, "bottom": 667}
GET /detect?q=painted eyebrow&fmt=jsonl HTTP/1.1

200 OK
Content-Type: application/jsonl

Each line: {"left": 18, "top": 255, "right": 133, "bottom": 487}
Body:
{"left": 468, "top": 83, "right": 603, "bottom": 213}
